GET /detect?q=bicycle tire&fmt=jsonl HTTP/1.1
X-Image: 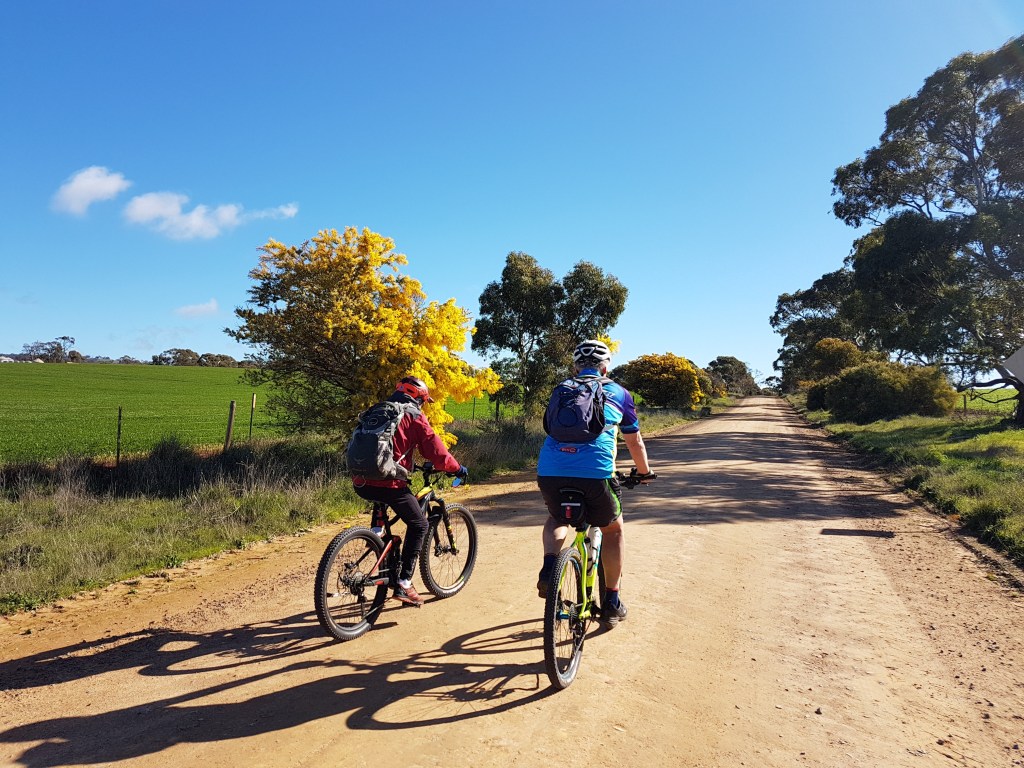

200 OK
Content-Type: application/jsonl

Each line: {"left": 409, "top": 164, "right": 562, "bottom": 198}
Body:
{"left": 543, "top": 546, "right": 586, "bottom": 689}
{"left": 419, "top": 503, "right": 477, "bottom": 598}
{"left": 314, "top": 528, "right": 389, "bottom": 641}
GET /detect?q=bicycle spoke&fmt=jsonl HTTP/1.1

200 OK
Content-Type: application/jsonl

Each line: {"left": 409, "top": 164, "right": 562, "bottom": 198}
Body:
{"left": 314, "top": 529, "right": 389, "bottom": 642}
{"left": 544, "top": 547, "right": 586, "bottom": 689}
{"left": 420, "top": 504, "right": 477, "bottom": 598}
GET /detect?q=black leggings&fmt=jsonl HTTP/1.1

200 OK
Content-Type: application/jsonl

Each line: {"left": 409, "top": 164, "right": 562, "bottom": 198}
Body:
{"left": 353, "top": 484, "right": 428, "bottom": 582}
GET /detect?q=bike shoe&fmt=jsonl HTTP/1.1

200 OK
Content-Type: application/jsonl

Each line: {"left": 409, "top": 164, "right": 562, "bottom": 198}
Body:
{"left": 537, "top": 566, "right": 553, "bottom": 599}
{"left": 602, "top": 600, "right": 627, "bottom": 627}
{"left": 392, "top": 584, "right": 424, "bottom": 607}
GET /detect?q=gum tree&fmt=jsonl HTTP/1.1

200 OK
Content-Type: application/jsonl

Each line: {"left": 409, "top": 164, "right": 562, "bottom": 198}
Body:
{"left": 473, "top": 252, "right": 627, "bottom": 414}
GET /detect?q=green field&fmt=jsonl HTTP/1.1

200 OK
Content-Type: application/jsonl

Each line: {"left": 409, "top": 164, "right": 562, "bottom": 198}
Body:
{"left": 0, "top": 364, "right": 522, "bottom": 463}
{"left": 0, "top": 364, "right": 279, "bottom": 462}
{"left": 443, "top": 395, "right": 521, "bottom": 422}
{"left": 960, "top": 388, "right": 1019, "bottom": 415}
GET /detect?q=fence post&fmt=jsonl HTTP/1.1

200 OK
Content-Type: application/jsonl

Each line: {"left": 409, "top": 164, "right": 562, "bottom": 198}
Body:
{"left": 963, "top": 394, "right": 968, "bottom": 413}
{"left": 116, "top": 406, "right": 123, "bottom": 467}
{"left": 225, "top": 400, "right": 236, "bottom": 451}
{"left": 249, "top": 393, "right": 256, "bottom": 440}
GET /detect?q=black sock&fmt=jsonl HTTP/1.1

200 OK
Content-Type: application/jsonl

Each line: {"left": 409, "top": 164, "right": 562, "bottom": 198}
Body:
{"left": 539, "top": 553, "right": 556, "bottom": 578}
{"left": 604, "top": 587, "right": 620, "bottom": 608}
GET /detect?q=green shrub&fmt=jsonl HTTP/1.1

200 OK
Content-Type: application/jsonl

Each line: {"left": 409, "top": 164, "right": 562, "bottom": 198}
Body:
{"left": 810, "top": 338, "right": 868, "bottom": 379}
{"left": 805, "top": 377, "right": 833, "bottom": 411}
{"left": 815, "top": 361, "right": 956, "bottom": 424}
{"left": 904, "top": 365, "right": 959, "bottom": 416}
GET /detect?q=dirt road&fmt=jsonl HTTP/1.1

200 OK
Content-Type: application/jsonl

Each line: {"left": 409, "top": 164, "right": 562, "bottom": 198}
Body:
{"left": 2, "top": 397, "right": 1022, "bottom": 767}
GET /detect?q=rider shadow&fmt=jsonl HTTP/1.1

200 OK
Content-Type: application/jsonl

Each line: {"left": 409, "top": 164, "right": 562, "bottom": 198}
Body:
{"left": 1, "top": 619, "right": 553, "bottom": 766}
{"left": 0, "top": 611, "right": 328, "bottom": 691}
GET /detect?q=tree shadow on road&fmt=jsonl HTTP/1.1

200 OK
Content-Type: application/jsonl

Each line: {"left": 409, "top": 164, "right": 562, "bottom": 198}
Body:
{"left": 469, "top": 406, "right": 917, "bottom": 530}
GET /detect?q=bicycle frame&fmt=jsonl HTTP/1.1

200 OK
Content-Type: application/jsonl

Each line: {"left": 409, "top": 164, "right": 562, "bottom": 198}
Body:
{"left": 572, "top": 527, "right": 601, "bottom": 619}
{"left": 367, "top": 465, "right": 462, "bottom": 584}
{"left": 543, "top": 469, "right": 654, "bottom": 688}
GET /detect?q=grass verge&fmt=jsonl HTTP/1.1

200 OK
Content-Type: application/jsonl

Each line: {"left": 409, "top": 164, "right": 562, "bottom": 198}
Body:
{"left": 0, "top": 436, "right": 360, "bottom": 614}
{"left": 0, "top": 404, "right": 708, "bottom": 615}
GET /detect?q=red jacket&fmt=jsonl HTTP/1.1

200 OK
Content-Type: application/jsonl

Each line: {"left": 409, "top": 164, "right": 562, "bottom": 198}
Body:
{"left": 352, "top": 408, "right": 460, "bottom": 488}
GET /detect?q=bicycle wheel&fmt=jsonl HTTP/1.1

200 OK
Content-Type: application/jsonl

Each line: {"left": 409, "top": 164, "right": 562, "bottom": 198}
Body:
{"left": 314, "top": 528, "right": 389, "bottom": 641}
{"left": 419, "top": 503, "right": 477, "bottom": 598}
{"left": 543, "top": 546, "right": 586, "bottom": 689}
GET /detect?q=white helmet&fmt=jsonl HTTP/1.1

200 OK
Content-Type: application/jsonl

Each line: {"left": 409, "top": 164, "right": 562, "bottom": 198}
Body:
{"left": 573, "top": 339, "right": 612, "bottom": 368}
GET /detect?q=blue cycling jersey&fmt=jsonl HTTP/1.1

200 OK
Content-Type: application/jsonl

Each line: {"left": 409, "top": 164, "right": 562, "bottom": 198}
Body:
{"left": 536, "top": 368, "right": 640, "bottom": 479}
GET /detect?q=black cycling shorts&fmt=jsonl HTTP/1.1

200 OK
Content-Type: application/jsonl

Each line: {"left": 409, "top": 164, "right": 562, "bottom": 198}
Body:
{"left": 537, "top": 475, "right": 623, "bottom": 528}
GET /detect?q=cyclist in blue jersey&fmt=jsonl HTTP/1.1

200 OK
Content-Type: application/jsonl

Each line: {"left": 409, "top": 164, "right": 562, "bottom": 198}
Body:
{"left": 536, "top": 339, "right": 654, "bottom": 626}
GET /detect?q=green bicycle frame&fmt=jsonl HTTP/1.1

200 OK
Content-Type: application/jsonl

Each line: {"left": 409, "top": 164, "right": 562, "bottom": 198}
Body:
{"left": 559, "top": 525, "right": 602, "bottom": 622}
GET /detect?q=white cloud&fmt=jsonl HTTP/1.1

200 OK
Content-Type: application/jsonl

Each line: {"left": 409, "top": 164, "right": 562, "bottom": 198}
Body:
{"left": 123, "top": 192, "right": 298, "bottom": 240}
{"left": 248, "top": 203, "right": 299, "bottom": 220}
{"left": 52, "top": 166, "right": 132, "bottom": 215}
{"left": 175, "top": 299, "right": 219, "bottom": 318}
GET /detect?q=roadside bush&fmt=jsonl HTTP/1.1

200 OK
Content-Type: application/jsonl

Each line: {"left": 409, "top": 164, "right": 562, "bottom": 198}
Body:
{"left": 805, "top": 376, "right": 834, "bottom": 411}
{"left": 906, "top": 365, "right": 959, "bottom": 416}
{"left": 614, "top": 353, "right": 702, "bottom": 409}
{"left": 810, "top": 338, "right": 868, "bottom": 379}
{"left": 811, "top": 361, "right": 956, "bottom": 424}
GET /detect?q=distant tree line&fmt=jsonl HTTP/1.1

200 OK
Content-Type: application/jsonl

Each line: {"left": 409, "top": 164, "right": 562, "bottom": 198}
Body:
{"left": 225, "top": 232, "right": 762, "bottom": 441}
{"left": 150, "top": 348, "right": 242, "bottom": 367}
{"left": 6, "top": 336, "right": 243, "bottom": 367}
{"left": 469, "top": 252, "right": 761, "bottom": 417}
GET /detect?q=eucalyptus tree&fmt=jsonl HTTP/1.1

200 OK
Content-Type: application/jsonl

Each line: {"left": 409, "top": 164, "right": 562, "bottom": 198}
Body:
{"left": 831, "top": 34, "right": 1024, "bottom": 387}
{"left": 775, "top": 35, "right": 1024, "bottom": 415}
{"left": 473, "top": 252, "right": 628, "bottom": 414}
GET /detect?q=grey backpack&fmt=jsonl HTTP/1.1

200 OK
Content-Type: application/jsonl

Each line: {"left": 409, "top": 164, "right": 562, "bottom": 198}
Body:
{"left": 346, "top": 401, "right": 420, "bottom": 480}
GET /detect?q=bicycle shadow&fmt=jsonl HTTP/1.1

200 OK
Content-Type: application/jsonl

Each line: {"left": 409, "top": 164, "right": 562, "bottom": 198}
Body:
{"left": 0, "top": 610, "right": 342, "bottom": 691}
{"left": 1, "top": 618, "right": 554, "bottom": 766}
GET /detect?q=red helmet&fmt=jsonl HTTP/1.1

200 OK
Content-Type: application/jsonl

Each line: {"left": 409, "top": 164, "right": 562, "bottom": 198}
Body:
{"left": 396, "top": 376, "right": 434, "bottom": 404}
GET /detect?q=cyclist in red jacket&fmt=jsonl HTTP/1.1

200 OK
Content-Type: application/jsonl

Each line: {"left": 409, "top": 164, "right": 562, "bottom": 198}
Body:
{"left": 352, "top": 376, "right": 468, "bottom": 607}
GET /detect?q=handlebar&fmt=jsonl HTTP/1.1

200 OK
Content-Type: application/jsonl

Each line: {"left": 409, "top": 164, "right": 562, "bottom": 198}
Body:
{"left": 616, "top": 468, "right": 657, "bottom": 489}
{"left": 417, "top": 461, "right": 467, "bottom": 487}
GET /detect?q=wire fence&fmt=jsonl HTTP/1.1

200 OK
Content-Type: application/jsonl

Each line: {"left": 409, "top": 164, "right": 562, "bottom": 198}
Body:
{"left": 0, "top": 397, "right": 277, "bottom": 464}
{"left": 444, "top": 397, "right": 523, "bottom": 423}
{"left": 2, "top": 395, "right": 524, "bottom": 465}
{"left": 961, "top": 389, "right": 1019, "bottom": 416}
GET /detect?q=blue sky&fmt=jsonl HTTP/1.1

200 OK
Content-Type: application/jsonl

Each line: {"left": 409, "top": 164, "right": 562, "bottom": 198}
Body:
{"left": 2, "top": 2, "right": 1022, "bottom": 381}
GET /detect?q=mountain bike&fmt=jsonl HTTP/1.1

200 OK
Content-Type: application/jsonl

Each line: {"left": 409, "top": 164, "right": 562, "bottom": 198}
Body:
{"left": 314, "top": 463, "right": 478, "bottom": 642}
{"left": 543, "top": 468, "right": 655, "bottom": 689}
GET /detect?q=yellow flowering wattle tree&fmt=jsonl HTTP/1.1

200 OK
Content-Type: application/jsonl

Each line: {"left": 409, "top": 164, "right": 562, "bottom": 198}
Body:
{"left": 228, "top": 227, "right": 499, "bottom": 444}
{"left": 614, "top": 353, "right": 704, "bottom": 409}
